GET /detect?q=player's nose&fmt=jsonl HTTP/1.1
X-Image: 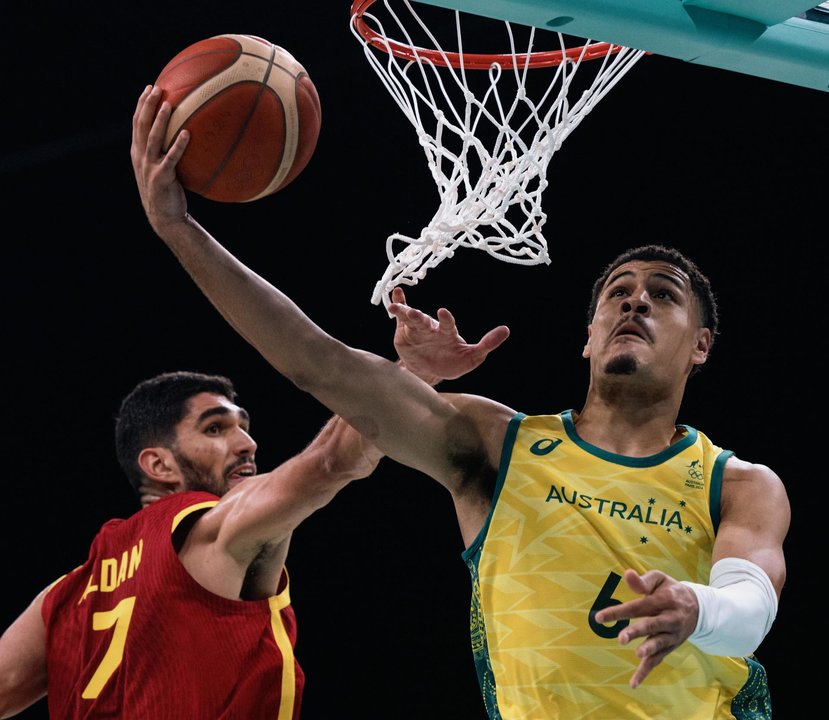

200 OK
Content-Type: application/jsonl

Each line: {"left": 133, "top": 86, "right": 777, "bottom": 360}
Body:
{"left": 622, "top": 289, "right": 651, "bottom": 316}
{"left": 233, "top": 427, "right": 258, "bottom": 455}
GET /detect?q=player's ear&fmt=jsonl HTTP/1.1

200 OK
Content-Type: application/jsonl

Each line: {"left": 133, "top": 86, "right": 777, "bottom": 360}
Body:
{"left": 691, "top": 327, "right": 711, "bottom": 366}
{"left": 582, "top": 325, "right": 593, "bottom": 358}
{"left": 137, "top": 447, "right": 183, "bottom": 488}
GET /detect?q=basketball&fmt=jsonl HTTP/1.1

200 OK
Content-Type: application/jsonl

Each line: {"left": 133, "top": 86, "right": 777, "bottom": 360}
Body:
{"left": 155, "top": 34, "right": 321, "bottom": 203}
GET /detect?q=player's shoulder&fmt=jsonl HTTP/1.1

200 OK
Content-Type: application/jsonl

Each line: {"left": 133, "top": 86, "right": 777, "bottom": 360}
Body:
{"left": 722, "top": 455, "right": 787, "bottom": 498}
{"left": 150, "top": 490, "right": 220, "bottom": 510}
{"left": 117, "top": 491, "right": 220, "bottom": 532}
{"left": 719, "top": 455, "right": 790, "bottom": 535}
{"left": 723, "top": 454, "right": 777, "bottom": 478}
{"left": 442, "top": 391, "right": 516, "bottom": 418}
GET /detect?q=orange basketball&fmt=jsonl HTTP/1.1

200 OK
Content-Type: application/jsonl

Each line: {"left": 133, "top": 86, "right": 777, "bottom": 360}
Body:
{"left": 155, "top": 34, "right": 321, "bottom": 203}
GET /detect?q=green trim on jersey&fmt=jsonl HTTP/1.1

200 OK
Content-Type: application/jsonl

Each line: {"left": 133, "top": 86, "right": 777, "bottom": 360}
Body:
{"left": 561, "top": 408, "right": 698, "bottom": 466}
{"left": 709, "top": 449, "right": 733, "bottom": 534}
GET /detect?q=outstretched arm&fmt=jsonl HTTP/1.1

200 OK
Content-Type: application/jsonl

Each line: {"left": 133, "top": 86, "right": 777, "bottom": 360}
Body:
{"left": 132, "top": 85, "right": 512, "bottom": 493}
{"left": 214, "top": 307, "right": 506, "bottom": 554}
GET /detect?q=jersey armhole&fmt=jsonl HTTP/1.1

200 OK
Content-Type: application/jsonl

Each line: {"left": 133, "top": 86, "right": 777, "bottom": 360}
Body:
{"left": 709, "top": 450, "right": 734, "bottom": 534}
{"left": 461, "top": 412, "right": 525, "bottom": 562}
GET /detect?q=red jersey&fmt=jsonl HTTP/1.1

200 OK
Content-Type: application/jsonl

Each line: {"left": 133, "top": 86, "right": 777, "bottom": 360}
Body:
{"left": 40, "top": 491, "right": 304, "bottom": 719}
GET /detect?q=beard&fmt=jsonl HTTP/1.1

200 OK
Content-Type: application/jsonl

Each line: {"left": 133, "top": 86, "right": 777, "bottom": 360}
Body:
{"left": 173, "top": 449, "right": 225, "bottom": 496}
{"left": 604, "top": 354, "right": 638, "bottom": 375}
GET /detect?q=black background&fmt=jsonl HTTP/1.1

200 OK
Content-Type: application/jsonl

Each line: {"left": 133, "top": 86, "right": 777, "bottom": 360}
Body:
{"left": 1, "top": 2, "right": 825, "bottom": 718}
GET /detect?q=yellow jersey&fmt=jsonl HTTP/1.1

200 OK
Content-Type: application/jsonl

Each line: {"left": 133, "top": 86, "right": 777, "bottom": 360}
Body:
{"left": 462, "top": 410, "right": 770, "bottom": 719}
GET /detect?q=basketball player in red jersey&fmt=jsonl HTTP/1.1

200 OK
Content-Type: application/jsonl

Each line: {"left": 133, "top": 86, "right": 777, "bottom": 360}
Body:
{"left": 0, "top": 97, "right": 508, "bottom": 720}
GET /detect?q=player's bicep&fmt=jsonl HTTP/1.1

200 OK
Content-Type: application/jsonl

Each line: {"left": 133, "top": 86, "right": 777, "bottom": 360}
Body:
{"left": 713, "top": 458, "right": 790, "bottom": 595}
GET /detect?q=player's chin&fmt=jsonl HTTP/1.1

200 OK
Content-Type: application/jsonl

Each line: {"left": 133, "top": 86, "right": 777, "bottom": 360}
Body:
{"left": 603, "top": 353, "right": 639, "bottom": 376}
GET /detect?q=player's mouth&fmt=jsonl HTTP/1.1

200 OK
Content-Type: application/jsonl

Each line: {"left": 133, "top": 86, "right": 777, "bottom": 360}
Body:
{"left": 227, "top": 461, "right": 257, "bottom": 484}
{"left": 612, "top": 318, "right": 652, "bottom": 343}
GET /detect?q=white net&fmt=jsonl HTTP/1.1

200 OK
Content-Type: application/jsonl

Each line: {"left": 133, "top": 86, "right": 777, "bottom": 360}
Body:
{"left": 350, "top": 0, "right": 647, "bottom": 308}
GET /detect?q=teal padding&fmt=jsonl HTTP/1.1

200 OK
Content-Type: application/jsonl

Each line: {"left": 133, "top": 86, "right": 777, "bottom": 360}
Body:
{"left": 416, "top": 0, "right": 828, "bottom": 91}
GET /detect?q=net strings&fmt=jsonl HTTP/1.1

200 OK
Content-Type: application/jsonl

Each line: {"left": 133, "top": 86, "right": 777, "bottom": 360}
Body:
{"left": 351, "top": 0, "right": 646, "bottom": 308}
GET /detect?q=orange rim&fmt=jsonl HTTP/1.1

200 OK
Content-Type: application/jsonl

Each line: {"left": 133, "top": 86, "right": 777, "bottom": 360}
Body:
{"left": 350, "top": 0, "right": 622, "bottom": 69}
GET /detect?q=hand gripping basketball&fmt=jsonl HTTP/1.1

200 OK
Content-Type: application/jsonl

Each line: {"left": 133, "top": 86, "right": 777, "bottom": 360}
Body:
{"left": 155, "top": 33, "right": 321, "bottom": 203}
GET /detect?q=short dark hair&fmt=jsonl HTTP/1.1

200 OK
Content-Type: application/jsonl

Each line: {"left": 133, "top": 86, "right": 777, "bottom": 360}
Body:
{"left": 587, "top": 245, "right": 719, "bottom": 374}
{"left": 114, "top": 371, "right": 237, "bottom": 494}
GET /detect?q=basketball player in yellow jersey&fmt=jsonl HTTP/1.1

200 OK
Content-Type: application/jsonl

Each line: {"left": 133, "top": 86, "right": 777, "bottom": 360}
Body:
{"left": 132, "top": 84, "right": 790, "bottom": 719}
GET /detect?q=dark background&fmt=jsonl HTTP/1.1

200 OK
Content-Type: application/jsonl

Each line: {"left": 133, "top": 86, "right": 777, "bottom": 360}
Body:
{"left": 1, "top": 2, "right": 825, "bottom": 718}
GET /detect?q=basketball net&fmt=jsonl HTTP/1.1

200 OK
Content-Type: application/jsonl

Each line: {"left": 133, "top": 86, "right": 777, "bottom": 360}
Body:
{"left": 350, "top": 0, "right": 647, "bottom": 308}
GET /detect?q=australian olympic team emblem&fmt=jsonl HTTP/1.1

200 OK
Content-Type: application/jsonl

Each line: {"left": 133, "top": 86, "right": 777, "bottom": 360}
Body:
{"left": 683, "top": 459, "right": 705, "bottom": 491}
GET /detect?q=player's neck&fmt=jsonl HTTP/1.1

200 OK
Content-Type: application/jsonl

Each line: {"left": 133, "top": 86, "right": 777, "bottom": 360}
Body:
{"left": 573, "top": 398, "right": 683, "bottom": 458}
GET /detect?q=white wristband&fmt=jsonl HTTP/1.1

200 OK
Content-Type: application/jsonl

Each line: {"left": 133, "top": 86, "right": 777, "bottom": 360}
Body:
{"left": 681, "top": 557, "right": 778, "bottom": 657}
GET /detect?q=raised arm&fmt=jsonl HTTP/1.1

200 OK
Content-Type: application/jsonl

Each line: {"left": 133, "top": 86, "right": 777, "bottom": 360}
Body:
{"left": 206, "top": 298, "right": 511, "bottom": 563}
{"left": 131, "top": 85, "right": 512, "bottom": 493}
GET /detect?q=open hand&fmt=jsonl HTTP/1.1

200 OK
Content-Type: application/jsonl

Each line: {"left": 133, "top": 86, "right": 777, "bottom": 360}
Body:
{"left": 388, "top": 287, "right": 509, "bottom": 385}
{"left": 593, "top": 569, "right": 700, "bottom": 688}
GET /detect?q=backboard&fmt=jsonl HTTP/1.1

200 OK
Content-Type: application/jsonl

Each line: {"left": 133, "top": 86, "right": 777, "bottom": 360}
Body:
{"left": 415, "top": 0, "right": 829, "bottom": 92}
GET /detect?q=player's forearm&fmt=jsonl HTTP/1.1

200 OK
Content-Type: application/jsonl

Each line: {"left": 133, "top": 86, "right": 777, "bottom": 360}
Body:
{"left": 308, "top": 415, "right": 384, "bottom": 482}
{"left": 153, "top": 214, "right": 460, "bottom": 478}
{"left": 157, "top": 213, "right": 340, "bottom": 381}
{"left": 299, "top": 360, "right": 446, "bottom": 489}
{"left": 682, "top": 558, "right": 778, "bottom": 656}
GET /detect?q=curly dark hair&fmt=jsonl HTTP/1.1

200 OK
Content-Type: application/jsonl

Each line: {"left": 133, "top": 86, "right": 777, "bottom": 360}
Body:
{"left": 587, "top": 245, "right": 719, "bottom": 375}
{"left": 114, "top": 371, "right": 237, "bottom": 494}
